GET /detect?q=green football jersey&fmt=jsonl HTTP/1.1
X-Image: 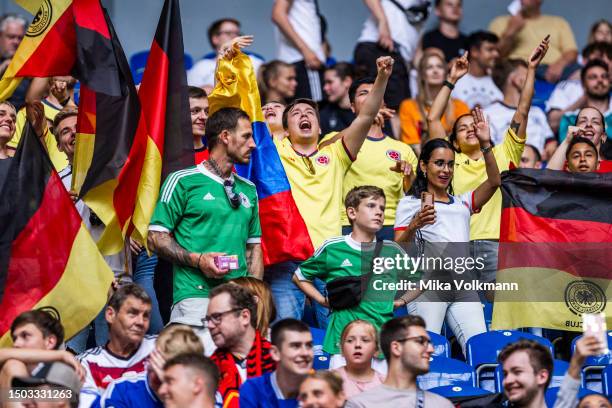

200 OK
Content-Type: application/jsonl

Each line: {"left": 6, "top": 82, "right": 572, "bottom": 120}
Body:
{"left": 295, "top": 235, "right": 419, "bottom": 354}
{"left": 149, "top": 164, "right": 261, "bottom": 303}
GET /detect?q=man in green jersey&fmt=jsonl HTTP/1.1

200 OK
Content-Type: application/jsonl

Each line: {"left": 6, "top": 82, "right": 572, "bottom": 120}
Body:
{"left": 292, "top": 186, "right": 420, "bottom": 368}
{"left": 148, "top": 107, "right": 263, "bottom": 330}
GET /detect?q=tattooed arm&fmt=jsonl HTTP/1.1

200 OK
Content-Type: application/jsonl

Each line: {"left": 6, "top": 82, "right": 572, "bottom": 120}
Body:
{"left": 246, "top": 243, "right": 263, "bottom": 279}
{"left": 148, "top": 231, "right": 227, "bottom": 279}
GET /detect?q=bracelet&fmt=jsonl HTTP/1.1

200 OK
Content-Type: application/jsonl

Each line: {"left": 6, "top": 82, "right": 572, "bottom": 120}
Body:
{"left": 196, "top": 253, "right": 203, "bottom": 268}
{"left": 443, "top": 80, "right": 455, "bottom": 90}
{"left": 480, "top": 145, "right": 493, "bottom": 154}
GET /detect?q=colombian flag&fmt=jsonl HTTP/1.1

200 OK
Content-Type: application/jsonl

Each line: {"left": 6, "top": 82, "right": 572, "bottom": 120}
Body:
{"left": 491, "top": 169, "right": 612, "bottom": 331}
{"left": 208, "top": 50, "right": 313, "bottom": 266}
{"left": 73, "top": 0, "right": 193, "bottom": 254}
{"left": 0, "top": 122, "right": 113, "bottom": 346}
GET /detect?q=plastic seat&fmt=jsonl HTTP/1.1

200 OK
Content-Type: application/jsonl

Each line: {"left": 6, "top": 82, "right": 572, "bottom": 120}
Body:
{"left": 309, "top": 327, "right": 330, "bottom": 370}
{"left": 429, "top": 330, "right": 451, "bottom": 358}
{"left": 417, "top": 356, "right": 476, "bottom": 390}
{"left": 545, "top": 386, "right": 599, "bottom": 408}
{"left": 571, "top": 332, "right": 612, "bottom": 392}
{"left": 129, "top": 51, "right": 194, "bottom": 84}
{"left": 494, "top": 359, "right": 570, "bottom": 392}
{"left": 428, "top": 385, "right": 492, "bottom": 399}
{"left": 466, "top": 330, "right": 554, "bottom": 391}
{"left": 602, "top": 364, "right": 612, "bottom": 395}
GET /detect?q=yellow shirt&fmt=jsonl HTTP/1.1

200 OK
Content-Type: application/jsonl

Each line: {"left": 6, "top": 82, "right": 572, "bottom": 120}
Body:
{"left": 321, "top": 132, "right": 418, "bottom": 226}
{"left": 274, "top": 137, "right": 352, "bottom": 249}
{"left": 452, "top": 128, "right": 524, "bottom": 240}
{"left": 8, "top": 102, "right": 68, "bottom": 171}
{"left": 489, "top": 15, "right": 577, "bottom": 65}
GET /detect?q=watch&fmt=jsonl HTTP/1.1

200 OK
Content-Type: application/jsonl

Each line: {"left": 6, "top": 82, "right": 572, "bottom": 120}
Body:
{"left": 480, "top": 145, "right": 493, "bottom": 154}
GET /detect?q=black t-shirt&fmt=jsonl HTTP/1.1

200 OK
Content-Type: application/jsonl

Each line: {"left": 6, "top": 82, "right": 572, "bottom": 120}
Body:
{"left": 319, "top": 104, "right": 355, "bottom": 137}
{"left": 0, "top": 157, "right": 12, "bottom": 193}
{"left": 422, "top": 28, "right": 468, "bottom": 62}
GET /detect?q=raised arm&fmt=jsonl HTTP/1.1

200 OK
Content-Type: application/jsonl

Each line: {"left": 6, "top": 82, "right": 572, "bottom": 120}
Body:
{"left": 427, "top": 52, "right": 469, "bottom": 140}
{"left": 148, "top": 231, "right": 227, "bottom": 279}
{"left": 339, "top": 56, "right": 393, "bottom": 157}
{"left": 271, "top": 0, "right": 323, "bottom": 69}
{"left": 472, "top": 107, "right": 501, "bottom": 210}
{"left": 546, "top": 126, "right": 581, "bottom": 170}
{"left": 511, "top": 36, "right": 549, "bottom": 140}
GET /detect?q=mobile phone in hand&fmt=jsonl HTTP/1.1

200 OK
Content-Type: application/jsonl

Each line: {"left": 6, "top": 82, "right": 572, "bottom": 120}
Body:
{"left": 421, "top": 191, "right": 433, "bottom": 210}
{"left": 583, "top": 312, "right": 609, "bottom": 355}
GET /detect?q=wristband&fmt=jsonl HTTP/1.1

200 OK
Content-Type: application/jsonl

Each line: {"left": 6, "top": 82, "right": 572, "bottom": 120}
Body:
{"left": 443, "top": 80, "right": 455, "bottom": 90}
{"left": 480, "top": 145, "right": 493, "bottom": 154}
{"left": 196, "top": 253, "right": 203, "bottom": 268}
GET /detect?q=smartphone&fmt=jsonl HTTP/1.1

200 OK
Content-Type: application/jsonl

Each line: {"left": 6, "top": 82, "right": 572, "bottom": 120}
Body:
{"left": 507, "top": 0, "right": 521, "bottom": 16}
{"left": 421, "top": 192, "right": 433, "bottom": 209}
{"left": 583, "top": 312, "right": 609, "bottom": 355}
{"left": 214, "top": 255, "right": 239, "bottom": 270}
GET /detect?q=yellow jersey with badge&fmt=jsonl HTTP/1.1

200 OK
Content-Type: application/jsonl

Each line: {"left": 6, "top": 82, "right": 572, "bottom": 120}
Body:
{"left": 274, "top": 136, "right": 352, "bottom": 249}
{"left": 452, "top": 128, "right": 524, "bottom": 240}
{"left": 8, "top": 101, "right": 68, "bottom": 171}
{"left": 321, "top": 132, "right": 418, "bottom": 226}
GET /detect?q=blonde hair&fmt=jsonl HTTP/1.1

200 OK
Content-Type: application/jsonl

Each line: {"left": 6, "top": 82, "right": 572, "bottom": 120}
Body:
{"left": 301, "top": 371, "right": 344, "bottom": 396}
{"left": 340, "top": 320, "right": 379, "bottom": 351}
{"left": 416, "top": 50, "right": 455, "bottom": 140}
{"left": 156, "top": 325, "right": 204, "bottom": 360}
{"left": 230, "top": 277, "right": 276, "bottom": 335}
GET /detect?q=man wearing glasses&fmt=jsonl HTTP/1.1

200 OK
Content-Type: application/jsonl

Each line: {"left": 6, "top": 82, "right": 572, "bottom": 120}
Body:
{"left": 206, "top": 284, "right": 276, "bottom": 408}
{"left": 148, "top": 107, "right": 263, "bottom": 335}
{"left": 266, "top": 56, "right": 394, "bottom": 324}
{"left": 346, "top": 315, "right": 453, "bottom": 408}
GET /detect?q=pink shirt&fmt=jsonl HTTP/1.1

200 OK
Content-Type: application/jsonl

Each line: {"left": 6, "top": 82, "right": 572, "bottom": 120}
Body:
{"left": 334, "top": 366, "right": 386, "bottom": 399}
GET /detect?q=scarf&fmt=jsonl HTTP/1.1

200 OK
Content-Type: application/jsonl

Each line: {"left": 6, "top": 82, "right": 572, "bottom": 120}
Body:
{"left": 210, "top": 331, "right": 276, "bottom": 408}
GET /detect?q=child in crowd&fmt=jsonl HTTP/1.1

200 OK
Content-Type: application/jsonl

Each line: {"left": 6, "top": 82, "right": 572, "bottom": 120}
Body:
{"left": 566, "top": 136, "right": 600, "bottom": 173}
{"left": 334, "top": 320, "right": 385, "bottom": 398}
{"left": 293, "top": 186, "right": 419, "bottom": 369}
{"left": 298, "top": 371, "right": 346, "bottom": 408}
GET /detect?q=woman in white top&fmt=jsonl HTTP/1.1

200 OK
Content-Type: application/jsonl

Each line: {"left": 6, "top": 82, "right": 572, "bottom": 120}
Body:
{"left": 394, "top": 107, "right": 501, "bottom": 355}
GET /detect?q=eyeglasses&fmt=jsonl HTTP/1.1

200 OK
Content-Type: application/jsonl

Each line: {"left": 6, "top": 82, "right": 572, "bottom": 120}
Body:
{"left": 394, "top": 336, "right": 433, "bottom": 347}
{"left": 428, "top": 159, "right": 455, "bottom": 170}
{"left": 223, "top": 180, "right": 241, "bottom": 209}
{"left": 302, "top": 156, "right": 316, "bottom": 175}
{"left": 201, "top": 308, "right": 243, "bottom": 326}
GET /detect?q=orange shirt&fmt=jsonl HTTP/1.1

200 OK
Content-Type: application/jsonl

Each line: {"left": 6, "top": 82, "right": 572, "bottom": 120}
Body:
{"left": 399, "top": 98, "right": 470, "bottom": 145}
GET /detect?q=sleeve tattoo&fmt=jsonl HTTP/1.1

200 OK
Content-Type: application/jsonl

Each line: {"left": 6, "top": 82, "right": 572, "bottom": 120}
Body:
{"left": 148, "top": 231, "right": 196, "bottom": 268}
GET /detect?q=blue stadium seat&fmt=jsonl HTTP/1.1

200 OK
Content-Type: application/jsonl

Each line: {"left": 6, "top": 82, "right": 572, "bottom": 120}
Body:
{"left": 482, "top": 301, "right": 493, "bottom": 331}
{"left": 533, "top": 79, "right": 556, "bottom": 111}
{"left": 428, "top": 385, "right": 492, "bottom": 399}
{"left": 571, "top": 332, "right": 612, "bottom": 392}
{"left": 310, "top": 327, "right": 330, "bottom": 370}
{"left": 417, "top": 356, "right": 476, "bottom": 390}
{"left": 129, "top": 51, "right": 194, "bottom": 84}
{"left": 494, "top": 359, "right": 570, "bottom": 392}
{"left": 466, "top": 330, "right": 554, "bottom": 392}
{"left": 602, "top": 364, "right": 612, "bottom": 395}
{"left": 429, "top": 330, "right": 451, "bottom": 358}
{"left": 545, "top": 386, "right": 599, "bottom": 408}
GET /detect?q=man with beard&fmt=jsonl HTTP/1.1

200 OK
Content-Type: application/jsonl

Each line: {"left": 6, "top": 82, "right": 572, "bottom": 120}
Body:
{"left": 206, "top": 284, "right": 276, "bottom": 407}
{"left": 346, "top": 316, "right": 453, "bottom": 407}
{"left": 148, "top": 108, "right": 263, "bottom": 329}
{"left": 558, "top": 60, "right": 612, "bottom": 144}
{"left": 239, "top": 319, "right": 313, "bottom": 407}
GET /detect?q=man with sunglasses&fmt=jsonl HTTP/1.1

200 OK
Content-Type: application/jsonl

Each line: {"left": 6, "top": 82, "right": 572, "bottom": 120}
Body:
{"left": 206, "top": 284, "right": 276, "bottom": 408}
{"left": 266, "top": 56, "right": 394, "bottom": 324}
{"left": 346, "top": 315, "right": 453, "bottom": 408}
{"left": 148, "top": 107, "right": 263, "bottom": 334}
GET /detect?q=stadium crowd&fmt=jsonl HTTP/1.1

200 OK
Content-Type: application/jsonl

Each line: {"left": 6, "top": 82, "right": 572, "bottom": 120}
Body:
{"left": 0, "top": 0, "right": 611, "bottom": 407}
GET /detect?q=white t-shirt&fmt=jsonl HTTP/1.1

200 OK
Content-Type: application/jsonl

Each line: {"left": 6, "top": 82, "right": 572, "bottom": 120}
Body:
{"left": 546, "top": 79, "right": 583, "bottom": 112}
{"left": 358, "top": 0, "right": 421, "bottom": 64}
{"left": 394, "top": 192, "right": 475, "bottom": 243}
{"left": 452, "top": 73, "right": 503, "bottom": 109}
{"left": 274, "top": 0, "right": 324, "bottom": 64}
{"left": 484, "top": 101, "right": 552, "bottom": 153}
{"left": 187, "top": 53, "right": 264, "bottom": 88}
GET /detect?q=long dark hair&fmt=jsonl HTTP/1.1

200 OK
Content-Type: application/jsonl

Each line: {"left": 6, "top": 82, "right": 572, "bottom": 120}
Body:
{"left": 411, "top": 139, "right": 455, "bottom": 198}
{"left": 447, "top": 113, "right": 471, "bottom": 153}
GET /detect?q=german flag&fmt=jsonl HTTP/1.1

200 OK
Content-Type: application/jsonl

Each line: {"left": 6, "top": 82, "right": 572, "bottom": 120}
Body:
{"left": 491, "top": 169, "right": 612, "bottom": 331}
{"left": 73, "top": 0, "right": 193, "bottom": 254}
{"left": 209, "top": 49, "right": 314, "bottom": 265}
{"left": 0, "top": 121, "right": 113, "bottom": 347}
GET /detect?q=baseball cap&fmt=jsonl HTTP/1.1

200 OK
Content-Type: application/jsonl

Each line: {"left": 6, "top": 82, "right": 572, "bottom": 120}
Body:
{"left": 12, "top": 362, "right": 81, "bottom": 396}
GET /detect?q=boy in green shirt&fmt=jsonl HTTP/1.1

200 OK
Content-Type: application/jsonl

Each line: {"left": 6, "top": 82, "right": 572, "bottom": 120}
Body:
{"left": 293, "top": 186, "right": 420, "bottom": 364}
